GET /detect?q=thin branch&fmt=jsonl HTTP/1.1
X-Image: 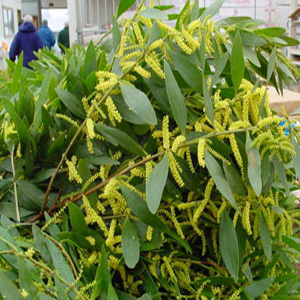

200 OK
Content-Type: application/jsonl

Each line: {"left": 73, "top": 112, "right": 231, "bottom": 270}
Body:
{"left": 10, "top": 148, "right": 20, "bottom": 222}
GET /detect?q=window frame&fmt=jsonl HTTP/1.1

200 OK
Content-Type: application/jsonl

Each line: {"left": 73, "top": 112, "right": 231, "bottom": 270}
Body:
{"left": 2, "top": 6, "right": 15, "bottom": 38}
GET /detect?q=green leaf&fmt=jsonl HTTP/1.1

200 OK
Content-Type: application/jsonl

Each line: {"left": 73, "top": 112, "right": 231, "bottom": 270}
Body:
{"left": 164, "top": 60, "right": 187, "bottom": 134}
{"left": 170, "top": 51, "right": 203, "bottom": 93}
{"left": 244, "top": 46, "right": 261, "bottom": 68}
{"left": 246, "top": 134, "right": 262, "bottom": 196}
{"left": 45, "top": 238, "right": 74, "bottom": 283}
{"left": 2, "top": 98, "right": 31, "bottom": 145}
{"left": 17, "top": 180, "right": 44, "bottom": 209}
{"left": 47, "top": 134, "right": 66, "bottom": 158}
{"left": 204, "top": 151, "right": 237, "bottom": 209}
{"left": 121, "top": 84, "right": 157, "bottom": 125}
{"left": 140, "top": 8, "right": 168, "bottom": 20}
{"left": 254, "top": 27, "right": 286, "bottom": 37}
{"left": 267, "top": 47, "right": 277, "bottom": 82}
{"left": 12, "top": 52, "right": 23, "bottom": 94}
{"left": 117, "top": 0, "right": 137, "bottom": 18}
{"left": 223, "top": 161, "right": 246, "bottom": 196}
{"left": 203, "top": 73, "right": 214, "bottom": 123}
{"left": 212, "top": 52, "right": 229, "bottom": 86}
{"left": 58, "top": 232, "right": 93, "bottom": 249}
{"left": 201, "top": 0, "right": 225, "bottom": 21}
{"left": 108, "top": 284, "right": 119, "bottom": 300}
{"left": 95, "top": 124, "right": 145, "bottom": 156}
{"left": 122, "top": 219, "right": 140, "bottom": 269}
{"left": 259, "top": 214, "right": 272, "bottom": 260}
{"left": 230, "top": 30, "right": 244, "bottom": 92}
{"left": 292, "top": 138, "right": 300, "bottom": 177}
{"left": 68, "top": 203, "right": 88, "bottom": 235}
{"left": 272, "top": 156, "right": 290, "bottom": 196}
{"left": 113, "top": 16, "right": 121, "bottom": 52}
{"left": 282, "top": 236, "right": 300, "bottom": 253}
{"left": 32, "top": 226, "right": 52, "bottom": 264}
{"left": 0, "top": 271, "right": 22, "bottom": 300}
{"left": 56, "top": 88, "right": 86, "bottom": 119}
{"left": 84, "top": 41, "right": 97, "bottom": 78}
{"left": 220, "top": 212, "right": 240, "bottom": 282}
{"left": 146, "top": 154, "right": 169, "bottom": 214}
{"left": 91, "top": 245, "right": 111, "bottom": 299}
{"left": 190, "top": 0, "right": 199, "bottom": 21}
{"left": 244, "top": 278, "right": 274, "bottom": 298}
{"left": 18, "top": 257, "right": 38, "bottom": 300}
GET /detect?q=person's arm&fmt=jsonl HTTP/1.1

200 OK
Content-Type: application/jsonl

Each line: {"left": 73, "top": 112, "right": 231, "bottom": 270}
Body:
{"left": 36, "top": 35, "right": 44, "bottom": 51}
{"left": 9, "top": 34, "right": 20, "bottom": 62}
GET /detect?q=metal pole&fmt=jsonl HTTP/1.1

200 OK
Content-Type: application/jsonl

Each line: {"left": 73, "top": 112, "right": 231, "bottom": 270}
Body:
{"left": 105, "top": 0, "right": 108, "bottom": 30}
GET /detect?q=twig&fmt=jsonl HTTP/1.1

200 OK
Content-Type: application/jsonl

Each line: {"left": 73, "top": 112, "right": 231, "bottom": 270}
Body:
{"left": 10, "top": 148, "right": 20, "bottom": 222}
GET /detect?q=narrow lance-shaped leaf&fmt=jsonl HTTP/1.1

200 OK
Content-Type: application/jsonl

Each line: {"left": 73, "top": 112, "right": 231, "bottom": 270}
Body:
{"left": 204, "top": 150, "right": 238, "bottom": 209}
{"left": 200, "top": 0, "right": 225, "bottom": 21}
{"left": 246, "top": 134, "right": 262, "bottom": 196}
{"left": 0, "top": 271, "right": 23, "bottom": 300}
{"left": 164, "top": 60, "right": 187, "bottom": 134}
{"left": 230, "top": 30, "right": 244, "bottom": 92}
{"left": 259, "top": 214, "right": 272, "bottom": 260}
{"left": 146, "top": 154, "right": 169, "bottom": 214}
{"left": 122, "top": 218, "right": 140, "bottom": 269}
{"left": 267, "top": 47, "right": 277, "bottom": 82}
{"left": 203, "top": 74, "right": 214, "bottom": 124}
{"left": 117, "top": 0, "right": 137, "bottom": 18}
{"left": 108, "top": 284, "right": 119, "bottom": 300}
{"left": 219, "top": 212, "right": 240, "bottom": 282}
{"left": 212, "top": 52, "right": 229, "bottom": 86}
{"left": 121, "top": 84, "right": 157, "bottom": 125}
{"left": 245, "top": 278, "right": 274, "bottom": 298}
{"left": 112, "top": 16, "right": 121, "bottom": 52}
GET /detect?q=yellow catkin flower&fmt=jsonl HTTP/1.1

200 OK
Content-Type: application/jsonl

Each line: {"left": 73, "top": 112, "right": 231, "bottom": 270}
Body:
{"left": 25, "top": 248, "right": 35, "bottom": 258}
{"left": 207, "top": 145, "right": 231, "bottom": 165}
{"left": 186, "top": 149, "right": 195, "bottom": 173}
{"left": 163, "top": 256, "right": 177, "bottom": 281}
{"left": 212, "top": 228, "right": 218, "bottom": 257}
{"left": 171, "top": 135, "right": 185, "bottom": 153}
{"left": 145, "top": 53, "right": 165, "bottom": 79}
{"left": 197, "top": 138, "right": 206, "bottom": 167}
{"left": 171, "top": 206, "right": 185, "bottom": 239}
{"left": 86, "top": 135, "right": 94, "bottom": 154}
{"left": 182, "top": 29, "right": 199, "bottom": 51}
{"left": 86, "top": 236, "right": 96, "bottom": 246}
{"left": 243, "top": 96, "right": 249, "bottom": 123}
{"left": 208, "top": 19, "right": 214, "bottom": 33}
{"left": 243, "top": 202, "right": 252, "bottom": 236}
{"left": 66, "top": 156, "right": 82, "bottom": 184}
{"left": 229, "top": 134, "right": 243, "bottom": 170}
{"left": 105, "top": 96, "right": 122, "bottom": 126}
{"left": 87, "top": 251, "right": 98, "bottom": 265}
{"left": 188, "top": 20, "right": 201, "bottom": 33}
{"left": 133, "top": 22, "right": 144, "bottom": 46}
{"left": 106, "top": 219, "right": 117, "bottom": 249}
{"left": 217, "top": 201, "right": 227, "bottom": 223}
{"left": 137, "top": 15, "right": 153, "bottom": 28}
{"left": 149, "top": 39, "right": 164, "bottom": 51}
{"left": 158, "top": 21, "right": 177, "bottom": 35}
{"left": 229, "top": 288, "right": 242, "bottom": 300}
{"left": 145, "top": 160, "right": 153, "bottom": 181}
{"left": 146, "top": 226, "right": 153, "bottom": 241}
{"left": 56, "top": 114, "right": 79, "bottom": 128}
{"left": 134, "top": 65, "right": 151, "bottom": 79}
{"left": 167, "top": 151, "right": 184, "bottom": 187}
{"left": 86, "top": 118, "right": 95, "bottom": 139}
{"left": 233, "top": 211, "right": 239, "bottom": 228}
{"left": 21, "top": 289, "right": 29, "bottom": 298}
{"left": 174, "top": 35, "right": 193, "bottom": 55}
{"left": 257, "top": 116, "right": 282, "bottom": 129}
{"left": 162, "top": 115, "right": 170, "bottom": 149}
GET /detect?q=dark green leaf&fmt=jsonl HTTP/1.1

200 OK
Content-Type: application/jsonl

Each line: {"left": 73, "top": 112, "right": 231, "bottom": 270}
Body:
{"left": 246, "top": 134, "right": 262, "bottom": 196}
{"left": 245, "top": 278, "right": 274, "bottom": 298}
{"left": 117, "top": 0, "right": 137, "bottom": 18}
{"left": 292, "top": 138, "right": 300, "bottom": 177}
{"left": 32, "top": 226, "right": 52, "bottom": 264}
{"left": 0, "top": 271, "right": 22, "bottom": 300}
{"left": 68, "top": 203, "right": 88, "bottom": 235}
{"left": 113, "top": 16, "right": 121, "bottom": 52}
{"left": 212, "top": 52, "right": 229, "bottom": 86}
{"left": 84, "top": 41, "right": 97, "bottom": 78}
{"left": 230, "top": 30, "right": 244, "bottom": 92}
{"left": 95, "top": 124, "right": 145, "bottom": 156}
{"left": 146, "top": 154, "right": 169, "bottom": 214}
{"left": 282, "top": 236, "right": 300, "bottom": 253}
{"left": 56, "top": 88, "right": 86, "bottom": 119}
{"left": 190, "top": 0, "right": 199, "bottom": 21}
{"left": 200, "top": 0, "right": 225, "bottom": 21}
{"left": 272, "top": 156, "right": 290, "bottom": 196}
{"left": 254, "top": 27, "right": 286, "bottom": 37}
{"left": 122, "top": 219, "right": 140, "bottom": 269}
{"left": 267, "top": 47, "right": 277, "bottom": 82}
{"left": 259, "top": 214, "right": 272, "bottom": 260}
{"left": 205, "top": 151, "right": 237, "bottom": 208}
{"left": 164, "top": 60, "right": 187, "bottom": 134}
{"left": 220, "top": 212, "right": 240, "bottom": 282}
{"left": 203, "top": 73, "right": 214, "bottom": 123}
{"left": 223, "top": 161, "right": 246, "bottom": 196}
{"left": 121, "top": 84, "right": 157, "bottom": 125}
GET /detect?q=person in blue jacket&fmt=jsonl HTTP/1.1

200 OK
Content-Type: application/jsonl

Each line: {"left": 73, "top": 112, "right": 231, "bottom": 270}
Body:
{"left": 38, "top": 20, "right": 55, "bottom": 49}
{"left": 9, "top": 15, "right": 43, "bottom": 68}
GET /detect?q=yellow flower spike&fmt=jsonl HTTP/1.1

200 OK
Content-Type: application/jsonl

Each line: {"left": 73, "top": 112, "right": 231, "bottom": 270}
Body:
{"left": 217, "top": 201, "right": 227, "bottom": 223}
{"left": 212, "top": 228, "right": 218, "bottom": 257}
{"left": 66, "top": 156, "right": 82, "bottom": 184}
{"left": 106, "top": 219, "right": 117, "bottom": 249}
{"left": 86, "top": 118, "right": 95, "bottom": 139}
{"left": 146, "top": 226, "right": 153, "bottom": 241}
{"left": 133, "top": 22, "right": 145, "bottom": 46}
{"left": 162, "top": 115, "right": 170, "bottom": 150}
{"left": 242, "top": 202, "right": 252, "bottom": 236}
{"left": 86, "top": 236, "right": 96, "bottom": 246}
{"left": 86, "top": 136, "right": 94, "bottom": 154}
{"left": 208, "top": 19, "right": 214, "bottom": 33}
{"left": 137, "top": 15, "right": 153, "bottom": 28}
{"left": 174, "top": 36, "right": 193, "bottom": 55}
{"left": 253, "top": 213, "right": 260, "bottom": 239}
{"left": 134, "top": 65, "right": 151, "bottom": 79}
{"left": 157, "top": 21, "right": 177, "bottom": 35}
{"left": 197, "top": 138, "right": 206, "bottom": 168}
{"left": 243, "top": 96, "right": 250, "bottom": 123}
{"left": 145, "top": 53, "right": 165, "bottom": 79}
{"left": 56, "top": 114, "right": 79, "bottom": 128}
{"left": 105, "top": 96, "right": 122, "bottom": 126}
{"left": 182, "top": 29, "right": 200, "bottom": 51}
{"left": 149, "top": 39, "right": 164, "bottom": 51}
{"left": 21, "top": 289, "right": 29, "bottom": 298}
{"left": 257, "top": 116, "right": 282, "bottom": 129}
{"left": 120, "top": 50, "right": 142, "bottom": 65}
{"left": 188, "top": 20, "right": 201, "bottom": 33}
{"left": 229, "top": 134, "right": 243, "bottom": 169}
{"left": 186, "top": 148, "right": 196, "bottom": 173}
{"left": 170, "top": 206, "right": 185, "bottom": 239}
{"left": 163, "top": 256, "right": 177, "bottom": 282}
{"left": 207, "top": 145, "right": 231, "bottom": 165}
{"left": 228, "top": 288, "right": 242, "bottom": 300}
{"left": 167, "top": 151, "right": 184, "bottom": 187}
{"left": 171, "top": 135, "right": 185, "bottom": 153}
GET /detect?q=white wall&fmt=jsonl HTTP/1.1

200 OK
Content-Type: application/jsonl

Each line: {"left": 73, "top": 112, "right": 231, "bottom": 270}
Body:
{"left": 41, "top": 0, "right": 67, "bottom": 9}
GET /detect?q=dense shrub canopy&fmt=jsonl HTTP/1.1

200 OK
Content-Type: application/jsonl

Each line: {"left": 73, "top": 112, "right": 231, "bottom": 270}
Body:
{"left": 0, "top": 1, "right": 300, "bottom": 299}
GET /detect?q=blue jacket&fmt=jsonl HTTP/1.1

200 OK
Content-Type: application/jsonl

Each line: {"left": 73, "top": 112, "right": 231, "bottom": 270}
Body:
{"left": 38, "top": 25, "right": 55, "bottom": 49}
{"left": 9, "top": 22, "right": 43, "bottom": 68}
